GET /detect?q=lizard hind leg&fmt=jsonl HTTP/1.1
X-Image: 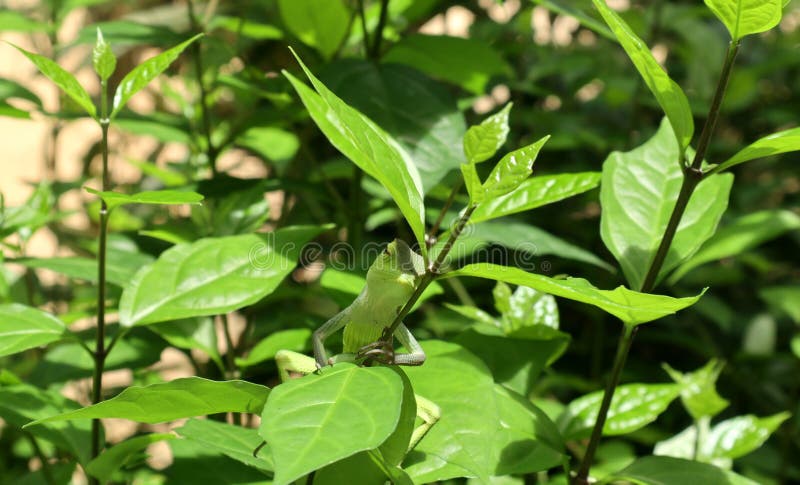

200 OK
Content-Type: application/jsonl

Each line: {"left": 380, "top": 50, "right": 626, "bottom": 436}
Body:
{"left": 408, "top": 395, "right": 441, "bottom": 452}
{"left": 275, "top": 350, "right": 318, "bottom": 382}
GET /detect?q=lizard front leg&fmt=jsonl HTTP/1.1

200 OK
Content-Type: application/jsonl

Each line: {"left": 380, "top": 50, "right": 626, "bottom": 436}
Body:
{"left": 312, "top": 311, "right": 348, "bottom": 368}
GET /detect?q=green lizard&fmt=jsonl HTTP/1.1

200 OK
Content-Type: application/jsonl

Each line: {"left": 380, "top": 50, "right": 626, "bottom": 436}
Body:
{"left": 274, "top": 239, "right": 440, "bottom": 450}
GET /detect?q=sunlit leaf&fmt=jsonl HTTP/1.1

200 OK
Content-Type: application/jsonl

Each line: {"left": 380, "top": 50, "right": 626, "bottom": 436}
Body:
{"left": 86, "top": 433, "right": 176, "bottom": 482}
{"left": 608, "top": 456, "right": 760, "bottom": 485}
{"left": 663, "top": 360, "right": 729, "bottom": 420}
{"left": 0, "top": 303, "right": 66, "bottom": 357}
{"left": 482, "top": 136, "right": 549, "bottom": 200}
{"left": 84, "top": 187, "right": 203, "bottom": 211}
{"left": 714, "top": 127, "right": 800, "bottom": 172}
{"left": 463, "top": 103, "right": 512, "bottom": 164}
{"left": 92, "top": 28, "right": 116, "bottom": 81}
{"left": 703, "top": 0, "right": 783, "bottom": 40}
{"left": 277, "top": 0, "right": 349, "bottom": 59}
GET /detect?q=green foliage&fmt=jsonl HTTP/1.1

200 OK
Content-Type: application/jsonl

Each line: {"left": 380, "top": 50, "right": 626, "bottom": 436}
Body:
{"left": 0, "top": 1, "right": 797, "bottom": 483}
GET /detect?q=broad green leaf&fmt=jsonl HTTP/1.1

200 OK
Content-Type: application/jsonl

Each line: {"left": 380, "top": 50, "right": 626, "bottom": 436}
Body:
{"left": 322, "top": 61, "right": 467, "bottom": 193}
{"left": 285, "top": 52, "right": 426, "bottom": 249}
{"left": 236, "top": 126, "right": 300, "bottom": 169}
{"left": 0, "top": 303, "right": 66, "bottom": 357}
{"left": 714, "top": 127, "right": 800, "bottom": 172}
{"left": 24, "top": 377, "right": 269, "bottom": 427}
{"left": 759, "top": 286, "right": 800, "bottom": 324}
{"left": 260, "top": 363, "right": 404, "bottom": 485}
{"left": 236, "top": 328, "right": 312, "bottom": 369}
{"left": 0, "top": 78, "right": 43, "bottom": 110}
{"left": 382, "top": 34, "right": 512, "bottom": 94}
{"left": 9, "top": 43, "right": 96, "bottom": 118}
{"left": 531, "top": 0, "right": 615, "bottom": 40}
{"left": 461, "top": 163, "right": 484, "bottom": 203}
{"left": 403, "top": 341, "right": 563, "bottom": 483}
{"left": 792, "top": 334, "right": 800, "bottom": 359}
{"left": 124, "top": 158, "right": 188, "bottom": 185}
{"left": 455, "top": 324, "right": 570, "bottom": 395}
{"left": 84, "top": 187, "right": 203, "bottom": 210}
{"left": 168, "top": 438, "right": 269, "bottom": 484}
{"left": 314, "top": 451, "right": 412, "bottom": 485}
{"left": 663, "top": 360, "right": 729, "bottom": 420}
{"left": 92, "top": 28, "right": 116, "bottom": 81}
{"left": 600, "top": 119, "right": 734, "bottom": 290}
{"left": 463, "top": 103, "right": 512, "bottom": 164}
{"left": 210, "top": 15, "right": 284, "bottom": 40}
{"left": 77, "top": 20, "right": 183, "bottom": 46}
{"left": 177, "top": 419, "right": 273, "bottom": 472}
{"left": 447, "top": 264, "right": 703, "bottom": 326}
{"left": 470, "top": 172, "right": 601, "bottom": 224}
{"left": 0, "top": 384, "right": 95, "bottom": 465}
{"left": 670, "top": 210, "right": 800, "bottom": 283}
{"left": 86, "top": 433, "right": 176, "bottom": 483}
{"left": 605, "top": 456, "right": 760, "bottom": 485}
{"left": 593, "top": 0, "right": 694, "bottom": 150}
{"left": 704, "top": 0, "right": 782, "bottom": 40}
{"left": 277, "top": 0, "right": 349, "bottom": 59}
{"left": 115, "top": 112, "right": 192, "bottom": 144}
{"left": 14, "top": 255, "right": 145, "bottom": 287}
{"left": 149, "top": 317, "right": 223, "bottom": 372}
{"left": 559, "top": 383, "right": 681, "bottom": 440}
{"left": 705, "top": 412, "right": 790, "bottom": 459}
{"left": 653, "top": 421, "right": 731, "bottom": 467}
{"left": 119, "top": 225, "right": 327, "bottom": 326}
{"left": 482, "top": 136, "right": 549, "bottom": 200}
{"left": 111, "top": 34, "right": 203, "bottom": 118}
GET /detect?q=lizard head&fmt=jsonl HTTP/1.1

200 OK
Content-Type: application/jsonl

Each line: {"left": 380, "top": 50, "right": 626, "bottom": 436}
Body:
{"left": 366, "top": 239, "right": 425, "bottom": 292}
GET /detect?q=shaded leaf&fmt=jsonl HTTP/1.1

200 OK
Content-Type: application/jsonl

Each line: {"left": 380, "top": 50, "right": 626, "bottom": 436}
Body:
{"left": 86, "top": 433, "right": 176, "bottom": 482}
{"left": 177, "top": 419, "right": 273, "bottom": 472}
{"left": 0, "top": 303, "right": 66, "bottom": 358}
{"left": 277, "top": 0, "right": 349, "bottom": 59}
{"left": 383, "top": 34, "right": 512, "bottom": 94}
{"left": 149, "top": 317, "right": 223, "bottom": 372}
{"left": 606, "top": 456, "right": 759, "bottom": 485}
{"left": 111, "top": 34, "right": 203, "bottom": 118}
{"left": 670, "top": 210, "right": 800, "bottom": 283}
{"left": 663, "top": 360, "right": 729, "bottom": 420}
{"left": 705, "top": 413, "right": 790, "bottom": 459}
{"left": 260, "top": 363, "right": 404, "bottom": 485}
{"left": 24, "top": 377, "right": 269, "bottom": 427}
{"left": 236, "top": 328, "right": 312, "bottom": 369}
{"left": 593, "top": 0, "right": 694, "bottom": 150}
{"left": 759, "top": 286, "right": 800, "bottom": 324}
{"left": 168, "top": 438, "right": 269, "bottom": 484}
{"left": 447, "top": 263, "right": 703, "bottom": 326}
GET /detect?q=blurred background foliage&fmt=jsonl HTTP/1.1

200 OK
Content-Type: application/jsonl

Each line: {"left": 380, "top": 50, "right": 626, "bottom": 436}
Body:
{"left": 0, "top": 0, "right": 799, "bottom": 483}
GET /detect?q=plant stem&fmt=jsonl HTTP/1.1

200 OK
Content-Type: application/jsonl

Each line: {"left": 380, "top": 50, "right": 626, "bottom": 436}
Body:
{"left": 426, "top": 180, "right": 463, "bottom": 251}
{"left": 26, "top": 432, "right": 55, "bottom": 485}
{"left": 91, "top": 80, "right": 111, "bottom": 479}
{"left": 357, "top": 0, "right": 370, "bottom": 58}
{"left": 572, "top": 40, "right": 740, "bottom": 484}
{"left": 370, "top": 0, "right": 390, "bottom": 59}
{"left": 187, "top": 0, "right": 217, "bottom": 176}
{"left": 573, "top": 325, "right": 635, "bottom": 484}
{"left": 383, "top": 204, "right": 476, "bottom": 339}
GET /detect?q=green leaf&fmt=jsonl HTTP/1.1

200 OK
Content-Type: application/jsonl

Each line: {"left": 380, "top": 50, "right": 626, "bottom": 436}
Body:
{"left": 0, "top": 303, "right": 66, "bottom": 357}
{"left": 285, "top": 51, "right": 426, "bottom": 249}
{"left": 259, "top": 363, "right": 404, "bottom": 485}
{"left": 482, "top": 136, "right": 549, "bottom": 200}
{"left": 382, "top": 34, "right": 512, "bottom": 95}
{"left": 703, "top": 0, "right": 783, "bottom": 40}
{"left": 0, "top": 78, "right": 43, "bottom": 110}
{"left": 593, "top": 0, "right": 694, "bottom": 150}
{"left": 111, "top": 33, "right": 203, "bottom": 118}
{"left": 559, "top": 383, "right": 681, "bottom": 440}
{"left": 119, "top": 225, "right": 327, "bottom": 326}
{"left": 760, "top": 286, "right": 800, "bottom": 324}
{"left": 714, "top": 127, "right": 800, "bottom": 172}
{"left": 669, "top": 210, "right": 800, "bottom": 283}
{"left": 8, "top": 43, "right": 96, "bottom": 118}
{"left": 149, "top": 318, "right": 224, "bottom": 372}
{"left": 84, "top": 187, "right": 203, "bottom": 211}
{"left": 461, "top": 163, "right": 484, "bottom": 203}
{"left": 24, "top": 377, "right": 269, "bottom": 427}
{"left": 236, "top": 126, "right": 300, "bottom": 169}
{"left": 321, "top": 61, "right": 467, "bottom": 193}
{"left": 0, "top": 384, "right": 96, "bottom": 465}
{"left": 0, "top": 10, "right": 51, "bottom": 33}
{"left": 402, "top": 341, "right": 563, "bottom": 483}
{"left": 705, "top": 412, "right": 790, "bottom": 459}
{"left": 168, "top": 438, "right": 269, "bottom": 484}
{"left": 469, "top": 172, "right": 601, "bottom": 224}
{"left": 78, "top": 20, "right": 183, "bottom": 47}
{"left": 236, "top": 328, "right": 312, "bottom": 369}
{"left": 92, "top": 28, "right": 116, "bottom": 81}
{"left": 663, "top": 360, "right": 729, "bottom": 420}
{"left": 531, "top": 1, "right": 615, "bottom": 41}
{"left": 177, "top": 419, "right": 273, "bottom": 472}
{"left": 277, "top": 0, "right": 349, "bottom": 59}
{"left": 600, "top": 119, "right": 734, "bottom": 290}
{"left": 463, "top": 103, "right": 512, "bottom": 164}
{"left": 14, "top": 254, "right": 150, "bottom": 287}
{"left": 605, "top": 456, "right": 760, "bottom": 485}
{"left": 447, "top": 264, "right": 703, "bottom": 326}
{"left": 86, "top": 433, "right": 176, "bottom": 483}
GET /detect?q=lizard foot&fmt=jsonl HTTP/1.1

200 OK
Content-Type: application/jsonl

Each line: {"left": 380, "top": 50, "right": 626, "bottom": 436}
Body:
{"left": 357, "top": 340, "right": 395, "bottom": 366}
